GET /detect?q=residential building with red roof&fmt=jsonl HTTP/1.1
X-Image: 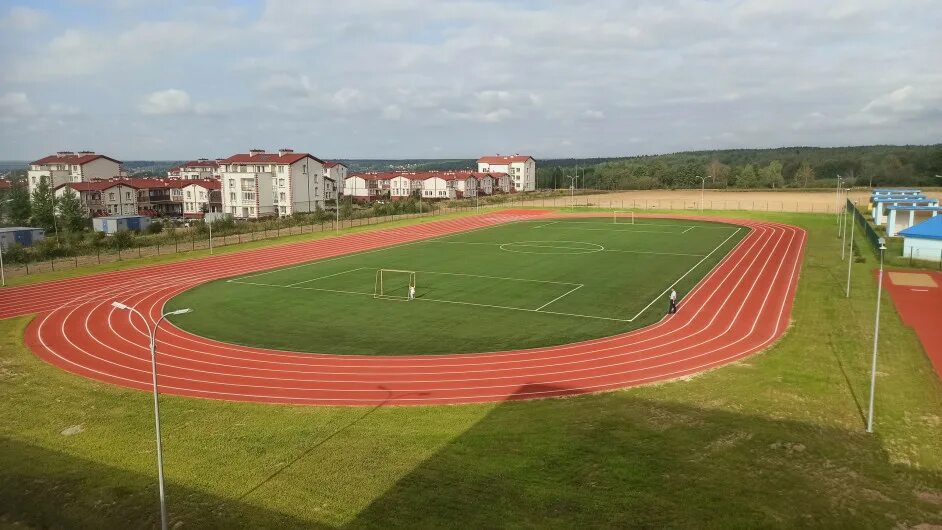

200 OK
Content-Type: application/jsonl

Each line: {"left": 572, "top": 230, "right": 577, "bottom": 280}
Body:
{"left": 477, "top": 154, "right": 536, "bottom": 192}
{"left": 219, "top": 148, "right": 327, "bottom": 218}
{"left": 28, "top": 151, "right": 122, "bottom": 196}
{"left": 167, "top": 159, "right": 221, "bottom": 180}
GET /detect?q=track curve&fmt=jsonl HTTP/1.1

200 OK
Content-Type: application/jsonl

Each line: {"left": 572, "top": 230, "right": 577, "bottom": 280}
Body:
{"left": 2, "top": 211, "right": 806, "bottom": 406}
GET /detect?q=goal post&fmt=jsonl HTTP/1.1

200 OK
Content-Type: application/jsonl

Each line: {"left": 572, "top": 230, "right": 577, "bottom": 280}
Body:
{"left": 612, "top": 211, "right": 635, "bottom": 224}
{"left": 373, "top": 269, "right": 417, "bottom": 299}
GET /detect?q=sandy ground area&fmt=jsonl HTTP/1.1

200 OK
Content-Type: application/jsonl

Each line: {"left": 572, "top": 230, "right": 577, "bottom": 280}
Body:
{"left": 522, "top": 189, "right": 942, "bottom": 213}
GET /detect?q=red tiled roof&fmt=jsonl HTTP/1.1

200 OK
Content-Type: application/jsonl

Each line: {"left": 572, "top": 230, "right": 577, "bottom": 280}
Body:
{"left": 31, "top": 153, "right": 122, "bottom": 166}
{"left": 221, "top": 151, "right": 324, "bottom": 165}
{"left": 182, "top": 179, "right": 221, "bottom": 190}
{"left": 56, "top": 177, "right": 203, "bottom": 192}
{"left": 477, "top": 155, "right": 533, "bottom": 164}
{"left": 0, "top": 180, "right": 11, "bottom": 190}
{"left": 323, "top": 161, "right": 346, "bottom": 168}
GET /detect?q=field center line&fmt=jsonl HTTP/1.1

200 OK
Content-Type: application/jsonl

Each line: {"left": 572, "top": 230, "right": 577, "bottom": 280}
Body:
{"left": 626, "top": 227, "right": 743, "bottom": 322}
{"left": 286, "top": 267, "right": 367, "bottom": 287}
{"left": 535, "top": 284, "right": 584, "bottom": 311}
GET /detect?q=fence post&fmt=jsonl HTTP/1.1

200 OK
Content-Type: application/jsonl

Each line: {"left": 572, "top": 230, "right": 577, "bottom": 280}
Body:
{"left": 97, "top": 248, "right": 101, "bottom": 264}
{"left": 910, "top": 247, "right": 913, "bottom": 266}
{"left": 51, "top": 258, "right": 55, "bottom": 271}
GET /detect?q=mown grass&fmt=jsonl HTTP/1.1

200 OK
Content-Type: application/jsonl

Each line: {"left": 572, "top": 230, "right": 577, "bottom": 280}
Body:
{"left": 2, "top": 211, "right": 942, "bottom": 528}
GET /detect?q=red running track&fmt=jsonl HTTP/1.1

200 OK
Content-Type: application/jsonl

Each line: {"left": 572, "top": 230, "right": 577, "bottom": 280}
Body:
{"left": 1, "top": 211, "right": 806, "bottom": 406}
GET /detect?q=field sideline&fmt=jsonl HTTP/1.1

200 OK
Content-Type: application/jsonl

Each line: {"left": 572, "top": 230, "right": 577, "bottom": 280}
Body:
{"left": 1, "top": 210, "right": 941, "bottom": 527}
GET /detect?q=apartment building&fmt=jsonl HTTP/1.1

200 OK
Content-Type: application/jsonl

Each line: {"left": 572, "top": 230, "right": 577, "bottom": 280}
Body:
{"left": 167, "top": 159, "right": 220, "bottom": 180}
{"left": 182, "top": 180, "right": 222, "bottom": 217}
{"left": 219, "top": 148, "right": 327, "bottom": 219}
{"left": 56, "top": 180, "right": 139, "bottom": 217}
{"left": 477, "top": 155, "right": 536, "bottom": 192}
{"left": 323, "top": 161, "right": 347, "bottom": 201}
{"left": 28, "top": 151, "right": 122, "bottom": 196}
{"left": 344, "top": 173, "right": 391, "bottom": 201}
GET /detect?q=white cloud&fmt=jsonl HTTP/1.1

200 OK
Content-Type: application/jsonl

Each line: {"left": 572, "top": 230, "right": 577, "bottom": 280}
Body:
{"left": 0, "top": 6, "right": 48, "bottom": 31}
{"left": 0, "top": 92, "right": 35, "bottom": 117}
{"left": 140, "top": 89, "right": 192, "bottom": 115}
{"left": 381, "top": 105, "right": 403, "bottom": 121}
{"left": 583, "top": 110, "right": 605, "bottom": 120}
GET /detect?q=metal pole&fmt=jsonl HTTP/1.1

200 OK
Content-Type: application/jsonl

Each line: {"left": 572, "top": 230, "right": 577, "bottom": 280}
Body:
{"left": 0, "top": 242, "right": 5, "bottom": 287}
{"left": 208, "top": 221, "right": 213, "bottom": 255}
{"left": 866, "top": 242, "right": 886, "bottom": 433}
{"left": 335, "top": 180, "right": 340, "bottom": 233}
{"left": 846, "top": 202, "right": 856, "bottom": 297}
{"left": 841, "top": 196, "right": 848, "bottom": 260}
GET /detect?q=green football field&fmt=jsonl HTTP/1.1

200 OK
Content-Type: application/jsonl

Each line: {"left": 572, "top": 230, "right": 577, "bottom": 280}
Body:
{"left": 168, "top": 217, "right": 747, "bottom": 355}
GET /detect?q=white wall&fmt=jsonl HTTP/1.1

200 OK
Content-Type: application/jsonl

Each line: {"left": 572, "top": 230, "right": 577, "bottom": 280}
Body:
{"left": 902, "top": 237, "right": 942, "bottom": 262}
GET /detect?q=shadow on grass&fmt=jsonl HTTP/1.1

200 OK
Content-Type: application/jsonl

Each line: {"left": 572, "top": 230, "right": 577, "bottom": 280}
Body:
{"left": 348, "top": 383, "right": 942, "bottom": 528}
{"left": 0, "top": 436, "right": 328, "bottom": 529}
{"left": 4, "top": 383, "right": 941, "bottom": 528}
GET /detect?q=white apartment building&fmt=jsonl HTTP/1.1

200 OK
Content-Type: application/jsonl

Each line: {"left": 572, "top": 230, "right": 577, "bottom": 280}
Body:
{"left": 181, "top": 180, "right": 222, "bottom": 217}
{"left": 475, "top": 174, "right": 495, "bottom": 195}
{"left": 477, "top": 155, "right": 536, "bottom": 192}
{"left": 219, "top": 149, "right": 327, "bottom": 219}
{"left": 345, "top": 173, "right": 390, "bottom": 200}
{"left": 55, "top": 180, "right": 139, "bottom": 217}
{"left": 323, "top": 161, "right": 347, "bottom": 201}
{"left": 421, "top": 175, "right": 454, "bottom": 199}
{"left": 28, "top": 151, "right": 122, "bottom": 196}
{"left": 448, "top": 172, "right": 479, "bottom": 198}
{"left": 168, "top": 159, "right": 220, "bottom": 180}
{"left": 389, "top": 174, "right": 423, "bottom": 199}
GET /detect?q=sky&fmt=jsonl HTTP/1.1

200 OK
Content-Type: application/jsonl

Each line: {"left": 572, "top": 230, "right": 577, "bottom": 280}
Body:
{"left": 0, "top": 0, "right": 940, "bottom": 160}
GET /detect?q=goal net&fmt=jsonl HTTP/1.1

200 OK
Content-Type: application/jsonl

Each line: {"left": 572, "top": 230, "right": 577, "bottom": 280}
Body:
{"left": 373, "top": 269, "right": 417, "bottom": 299}
{"left": 612, "top": 211, "right": 635, "bottom": 224}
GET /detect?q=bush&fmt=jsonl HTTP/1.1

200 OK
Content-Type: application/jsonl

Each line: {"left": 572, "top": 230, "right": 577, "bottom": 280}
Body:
{"left": 111, "top": 230, "right": 135, "bottom": 250}
{"left": 147, "top": 221, "right": 164, "bottom": 234}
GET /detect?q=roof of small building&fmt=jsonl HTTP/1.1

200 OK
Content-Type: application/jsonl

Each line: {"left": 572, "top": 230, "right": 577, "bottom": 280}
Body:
{"left": 872, "top": 196, "right": 932, "bottom": 203}
{"left": 31, "top": 152, "right": 121, "bottom": 166}
{"left": 94, "top": 215, "right": 151, "bottom": 221}
{"left": 323, "top": 161, "right": 346, "bottom": 168}
{"left": 884, "top": 205, "right": 942, "bottom": 211}
{"left": 477, "top": 155, "right": 534, "bottom": 164}
{"left": 180, "top": 160, "right": 219, "bottom": 169}
{"left": 899, "top": 215, "right": 942, "bottom": 241}
{"left": 0, "top": 226, "right": 43, "bottom": 233}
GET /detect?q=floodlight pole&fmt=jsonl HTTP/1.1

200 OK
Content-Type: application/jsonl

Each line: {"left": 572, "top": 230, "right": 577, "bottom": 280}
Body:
{"left": 0, "top": 241, "right": 5, "bottom": 287}
{"left": 836, "top": 175, "right": 843, "bottom": 222}
{"left": 110, "top": 302, "right": 193, "bottom": 530}
{"left": 866, "top": 239, "right": 886, "bottom": 433}
{"left": 696, "top": 175, "right": 712, "bottom": 213}
{"left": 846, "top": 201, "right": 856, "bottom": 297}
{"left": 567, "top": 175, "right": 578, "bottom": 208}
{"left": 208, "top": 220, "right": 213, "bottom": 255}
{"left": 335, "top": 179, "right": 340, "bottom": 233}
{"left": 841, "top": 190, "right": 848, "bottom": 260}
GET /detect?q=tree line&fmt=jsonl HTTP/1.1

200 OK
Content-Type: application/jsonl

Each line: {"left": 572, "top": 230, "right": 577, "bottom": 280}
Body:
{"left": 535, "top": 144, "right": 942, "bottom": 190}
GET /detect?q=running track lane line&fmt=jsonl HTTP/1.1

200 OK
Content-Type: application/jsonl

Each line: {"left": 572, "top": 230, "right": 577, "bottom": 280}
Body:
{"left": 20, "top": 213, "right": 806, "bottom": 406}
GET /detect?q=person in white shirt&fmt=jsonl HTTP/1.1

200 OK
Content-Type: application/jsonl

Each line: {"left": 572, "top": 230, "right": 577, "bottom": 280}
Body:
{"left": 668, "top": 288, "right": 678, "bottom": 314}
{"left": 408, "top": 284, "right": 416, "bottom": 301}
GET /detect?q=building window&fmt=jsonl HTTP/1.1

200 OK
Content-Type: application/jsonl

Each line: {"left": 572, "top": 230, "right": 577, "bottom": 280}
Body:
{"left": 109, "top": 192, "right": 115, "bottom": 200}
{"left": 249, "top": 207, "right": 255, "bottom": 214}
{"left": 229, "top": 192, "right": 236, "bottom": 201}
{"left": 228, "top": 178, "right": 235, "bottom": 188}
{"left": 278, "top": 166, "right": 284, "bottom": 174}
{"left": 243, "top": 192, "right": 256, "bottom": 201}
{"left": 186, "top": 191, "right": 192, "bottom": 199}
{"left": 279, "top": 179, "right": 285, "bottom": 187}
{"left": 280, "top": 192, "right": 286, "bottom": 200}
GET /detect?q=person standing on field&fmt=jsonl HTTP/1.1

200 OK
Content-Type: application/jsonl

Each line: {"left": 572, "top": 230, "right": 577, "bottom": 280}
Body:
{"left": 409, "top": 284, "right": 416, "bottom": 301}
{"left": 668, "top": 288, "right": 678, "bottom": 314}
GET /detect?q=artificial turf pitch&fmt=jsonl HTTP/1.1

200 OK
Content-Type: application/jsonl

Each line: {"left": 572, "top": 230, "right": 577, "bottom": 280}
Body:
{"left": 168, "top": 217, "right": 747, "bottom": 355}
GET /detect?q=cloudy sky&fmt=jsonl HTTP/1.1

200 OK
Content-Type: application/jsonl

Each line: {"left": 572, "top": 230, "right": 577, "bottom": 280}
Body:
{"left": 1, "top": 0, "right": 940, "bottom": 160}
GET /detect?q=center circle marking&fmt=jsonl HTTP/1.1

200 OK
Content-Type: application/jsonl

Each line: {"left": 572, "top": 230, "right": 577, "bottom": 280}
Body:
{"left": 499, "top": 240, "right": 605, "bottom": 255}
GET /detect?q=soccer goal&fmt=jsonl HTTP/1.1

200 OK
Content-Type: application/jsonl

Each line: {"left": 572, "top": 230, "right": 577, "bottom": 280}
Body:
{"left": 612, "top": 211, "right": 635, "bottom": 224}
{"left": 373, "top": 269, "right": 417, "bottom": 299}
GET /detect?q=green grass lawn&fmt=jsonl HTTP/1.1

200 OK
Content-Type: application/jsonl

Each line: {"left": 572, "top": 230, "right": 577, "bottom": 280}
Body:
{"left": 167, "top": 217, "right": 746, "bottom": 355}
{"left": 2, "top": 210, "right": 942, "bottom": 528}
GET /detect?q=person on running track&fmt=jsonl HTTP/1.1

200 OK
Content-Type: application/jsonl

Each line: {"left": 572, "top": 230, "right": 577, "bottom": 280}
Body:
{"left": 668, "top": 288, "right": 678, "bottom": 314}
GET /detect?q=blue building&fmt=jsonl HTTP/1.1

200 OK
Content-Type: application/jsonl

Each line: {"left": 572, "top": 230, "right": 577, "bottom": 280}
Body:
{"left": 0, "top": 226, "right": 45, "bottom": 249}
{"left": 92, "top": 215, "right": 152, "bottom": 234}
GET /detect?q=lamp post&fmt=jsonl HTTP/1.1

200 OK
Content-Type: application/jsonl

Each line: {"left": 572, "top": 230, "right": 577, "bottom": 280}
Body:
{"left": 567, "top": 175, "right": 579, "bottom": 208}
{"left": 695, "top": 175, "right": 713, "bottom": 213}
{"left": 1, "top": 198, "right": 11, "bottom": 286}
{"left": 866, "top": 238, "right": 886, "bottom": 433}
{"left": 846, "top": 201, "right": 856, "bottom": 297}
{"left": 111, "top": 302, "right": 193, "bottom": 530}
{"left": 836, "top": 175, "right": 843, "bottom": 224}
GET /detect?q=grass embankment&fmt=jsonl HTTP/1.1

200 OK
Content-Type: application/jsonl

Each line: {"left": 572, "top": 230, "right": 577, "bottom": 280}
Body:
{"left": 2, "top": 212, "right": 942, "bottom": 528}
{"left": 0, "top": 211, "right": 482, "bottom": 288}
